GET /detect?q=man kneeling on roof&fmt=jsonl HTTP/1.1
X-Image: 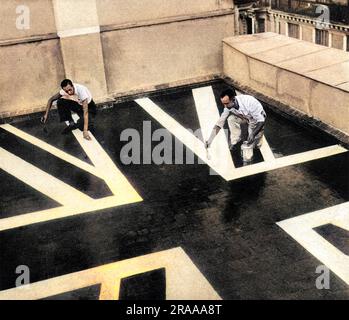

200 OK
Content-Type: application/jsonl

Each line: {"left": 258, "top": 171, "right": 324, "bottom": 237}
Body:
{"left": 205, "top": 88, "right": 266, "bottom": 151}
{"left": 43, "top": 79, "right": 97, "bottom": 141}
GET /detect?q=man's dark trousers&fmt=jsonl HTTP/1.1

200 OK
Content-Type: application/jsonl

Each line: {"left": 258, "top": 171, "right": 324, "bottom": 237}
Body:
{"left": 57, "top": 98, "right": 97, "bottom": 130}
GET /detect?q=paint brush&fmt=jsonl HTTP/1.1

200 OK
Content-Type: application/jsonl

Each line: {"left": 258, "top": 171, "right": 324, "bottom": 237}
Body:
{"left": 40, "top": 117, "right": 49, "bottom": 134}
{"left": 206, "top": 147, "right": 211, "bottom": 160}
{"left": 204, "top": 141, "right": 211, "bottom": 160}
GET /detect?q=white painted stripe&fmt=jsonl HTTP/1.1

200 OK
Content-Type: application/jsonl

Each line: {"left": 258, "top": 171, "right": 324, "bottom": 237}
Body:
{"left": 192, "top": 87, "right": 235, "bottom": 173}
{"left": 193, "top": 87, "right": 273, "bottom": 163}
{"left": 57, "top": 26, "right": 100, "bottom": 38}
{"left": 259, "top": 136, "right": 275, "bottom": 162}
{"left": 227, "top": 144, "right": 347, "bottom": 180}
{"left": 136, "top": 96, "right": 347, "bottom": 181}
{"left": 277, "top": 202, "right": 349, "bottom": 285}
{"left": 135, "top": 98, "right": 234, "bottom": 180}
{"left": 0, "top": 147, "right": 93, "bottom": 206}
{"left": 0, "top": 124, "right": 103, "bottom": 180}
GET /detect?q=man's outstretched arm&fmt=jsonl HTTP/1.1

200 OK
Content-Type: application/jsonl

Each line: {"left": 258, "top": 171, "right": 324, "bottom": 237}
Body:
{"left": 205, "top": 125, "right": 221, "bottom": 148}
{"left": 82, "top": 99, "right": 91, "bottom": 141}
{"left": 43, "top": 92, "right": 61, "bottom": 123}
{"left": 205, "top": 109, "right": 229, "bottom": 148}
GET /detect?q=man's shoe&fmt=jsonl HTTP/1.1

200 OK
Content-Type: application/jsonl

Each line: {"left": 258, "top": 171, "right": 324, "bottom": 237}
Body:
{"left": 61, "top": 123, "right": 76, "bottom": 135}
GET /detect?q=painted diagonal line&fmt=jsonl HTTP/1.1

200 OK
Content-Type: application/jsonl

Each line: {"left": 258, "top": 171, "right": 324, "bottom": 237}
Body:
{"left": 67, "top": 115, "right": 141, "bottom": 200}
{"left": 0, "top": 123, "right": 142, "bottom": 232}
{"left": 227, "top": 144, "right": 347, "bottom": 180}
{"left": 192, "top": 86, "right": 235, "bottom": 173}
{"left": 0, "top": 247, "right": 221, "bottom": 300}
{"left": 277, "top": 202, "right": 349, "bottom": 285}
{"left": 332, "top": 213, "right": 349, "bottom": 230}
{"left": 0, "top": 147, "right": 93, "bottom": 206}
{"left": 72, "top": 129, "right": 142, "bottom": 202}
{"left": 99, "top": 279, "right": 121, "bottom": 300}
{"left": 0, "top": 124, "right": 103, "bottom": 180}
{"left": 0, "top": 195, "right": 142, "bottom": 232}
{"left": 135, "top": 98, "right": 233, "bottom": 180}
{"left": 259, "top": 136, "right": 275, "bottom": 162}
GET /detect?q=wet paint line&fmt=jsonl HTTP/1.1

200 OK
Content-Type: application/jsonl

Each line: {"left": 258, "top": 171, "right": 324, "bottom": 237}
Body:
{"left": 0, "top": 125, "right": 142, "bottom": 231}
{"left": 135, "top": 97, "right": 234, "bottom": 180}
{"left": 277, "top": 202, "right": 349, "bottom": 286}
{"left": 228, "top": 144, "right": 347, "bottom": 180}
{"left": 192, "top": 86, "right": 236, "bottom": 173}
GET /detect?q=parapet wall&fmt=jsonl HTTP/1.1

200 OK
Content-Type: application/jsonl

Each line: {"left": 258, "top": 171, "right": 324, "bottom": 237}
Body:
{"left": 223, "top": 32, "right": 349, "bottom": 139}
{"left": 0, "top": 0, "right": 235, "bottom": 118}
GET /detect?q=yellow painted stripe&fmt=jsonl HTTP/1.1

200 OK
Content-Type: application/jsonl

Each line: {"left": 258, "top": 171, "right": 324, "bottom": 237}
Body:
{"left": 99, "top": 279, "right": 121, "bottom": 300}
{"left": 0, "top": 195, "right": 142, "bottom": 232}
{"left": 0, "top": 248, "right": 221, "bottom": 300}
{"left": 72, "top": 129, "right": 142, "bottom": 200}
{"left": 0, "top": 147, "right": 93, "bottom": 206}
{"left": 0, "top": 124, "right": 142, "bottom": 232}
{"left": 0, "top": 124, "right": 103, "bottom": 180}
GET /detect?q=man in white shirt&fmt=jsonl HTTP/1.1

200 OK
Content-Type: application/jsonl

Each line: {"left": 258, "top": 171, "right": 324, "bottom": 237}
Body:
{"left": 43, "top": 79, "right": 97, "bottom": 140}
{"left": 205, "top": 88, "right": 266, "bottom": 150}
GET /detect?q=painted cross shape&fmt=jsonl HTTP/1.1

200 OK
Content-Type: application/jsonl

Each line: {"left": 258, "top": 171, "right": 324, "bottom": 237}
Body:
{"left": 0, "top": 247, "right": 221, "bottom": 300}
{"left": 277, "top": 202, "right": 349, "bottom": 286}
{"left": 0, "top": 123, "right": 143, "bottom": 232}
{"left": 135, "top": 86, "right": 347, "bottom": 181}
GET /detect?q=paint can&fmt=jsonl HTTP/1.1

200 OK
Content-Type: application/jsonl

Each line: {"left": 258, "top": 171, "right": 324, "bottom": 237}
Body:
{"left": 241, "top": 141, "right": 253, "bottom": 162}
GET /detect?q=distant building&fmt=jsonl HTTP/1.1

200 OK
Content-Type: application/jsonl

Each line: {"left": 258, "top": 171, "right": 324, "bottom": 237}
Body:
{"left": 235, "top": 0, "right": 349, "bottom": 51}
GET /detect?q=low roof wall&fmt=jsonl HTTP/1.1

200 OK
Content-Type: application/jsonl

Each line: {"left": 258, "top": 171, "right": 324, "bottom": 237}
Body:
{"left": 223, "top": 32, "right": 349, "bottom": 137}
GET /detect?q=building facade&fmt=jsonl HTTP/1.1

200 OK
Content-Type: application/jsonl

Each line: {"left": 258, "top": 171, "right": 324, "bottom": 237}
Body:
{"left": 0, "top": 0, "right": 235, "bottom": 118}
{"left": 236, "top": 0, "right": 349, "bottom": 51}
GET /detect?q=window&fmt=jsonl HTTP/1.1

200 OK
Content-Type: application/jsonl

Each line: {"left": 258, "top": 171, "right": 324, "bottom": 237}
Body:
{"left": 257, "top": 19, "right": 265, "bottom": 33}
{"left": 288, "top": 23, "right": 300, "bottom": 39}
{"left": 246, "top": 17, "right": 253, "bottom": 34}
{"left": 315, "top": 28, "right": 329, "bottom": 46}
{"left": 271, "top": 0, "right": 349, "bottom": 25}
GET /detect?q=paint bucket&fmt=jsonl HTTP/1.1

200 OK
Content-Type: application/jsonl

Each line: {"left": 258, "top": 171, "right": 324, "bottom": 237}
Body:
{"left": 241, "top": 141, "right": 254, "bottom": 162}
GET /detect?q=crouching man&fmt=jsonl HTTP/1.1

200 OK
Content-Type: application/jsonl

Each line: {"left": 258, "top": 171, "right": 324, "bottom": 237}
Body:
{"left": 205, "top": 88, "right": 266, "bottom": 150}
{"left": 42, "top": 79, "right": 97, "bottom": 141}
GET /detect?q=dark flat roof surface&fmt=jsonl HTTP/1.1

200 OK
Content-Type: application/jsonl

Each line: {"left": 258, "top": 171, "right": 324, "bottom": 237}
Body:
{"left": 0, "top": 80, "right": 348, "bottom": 299}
